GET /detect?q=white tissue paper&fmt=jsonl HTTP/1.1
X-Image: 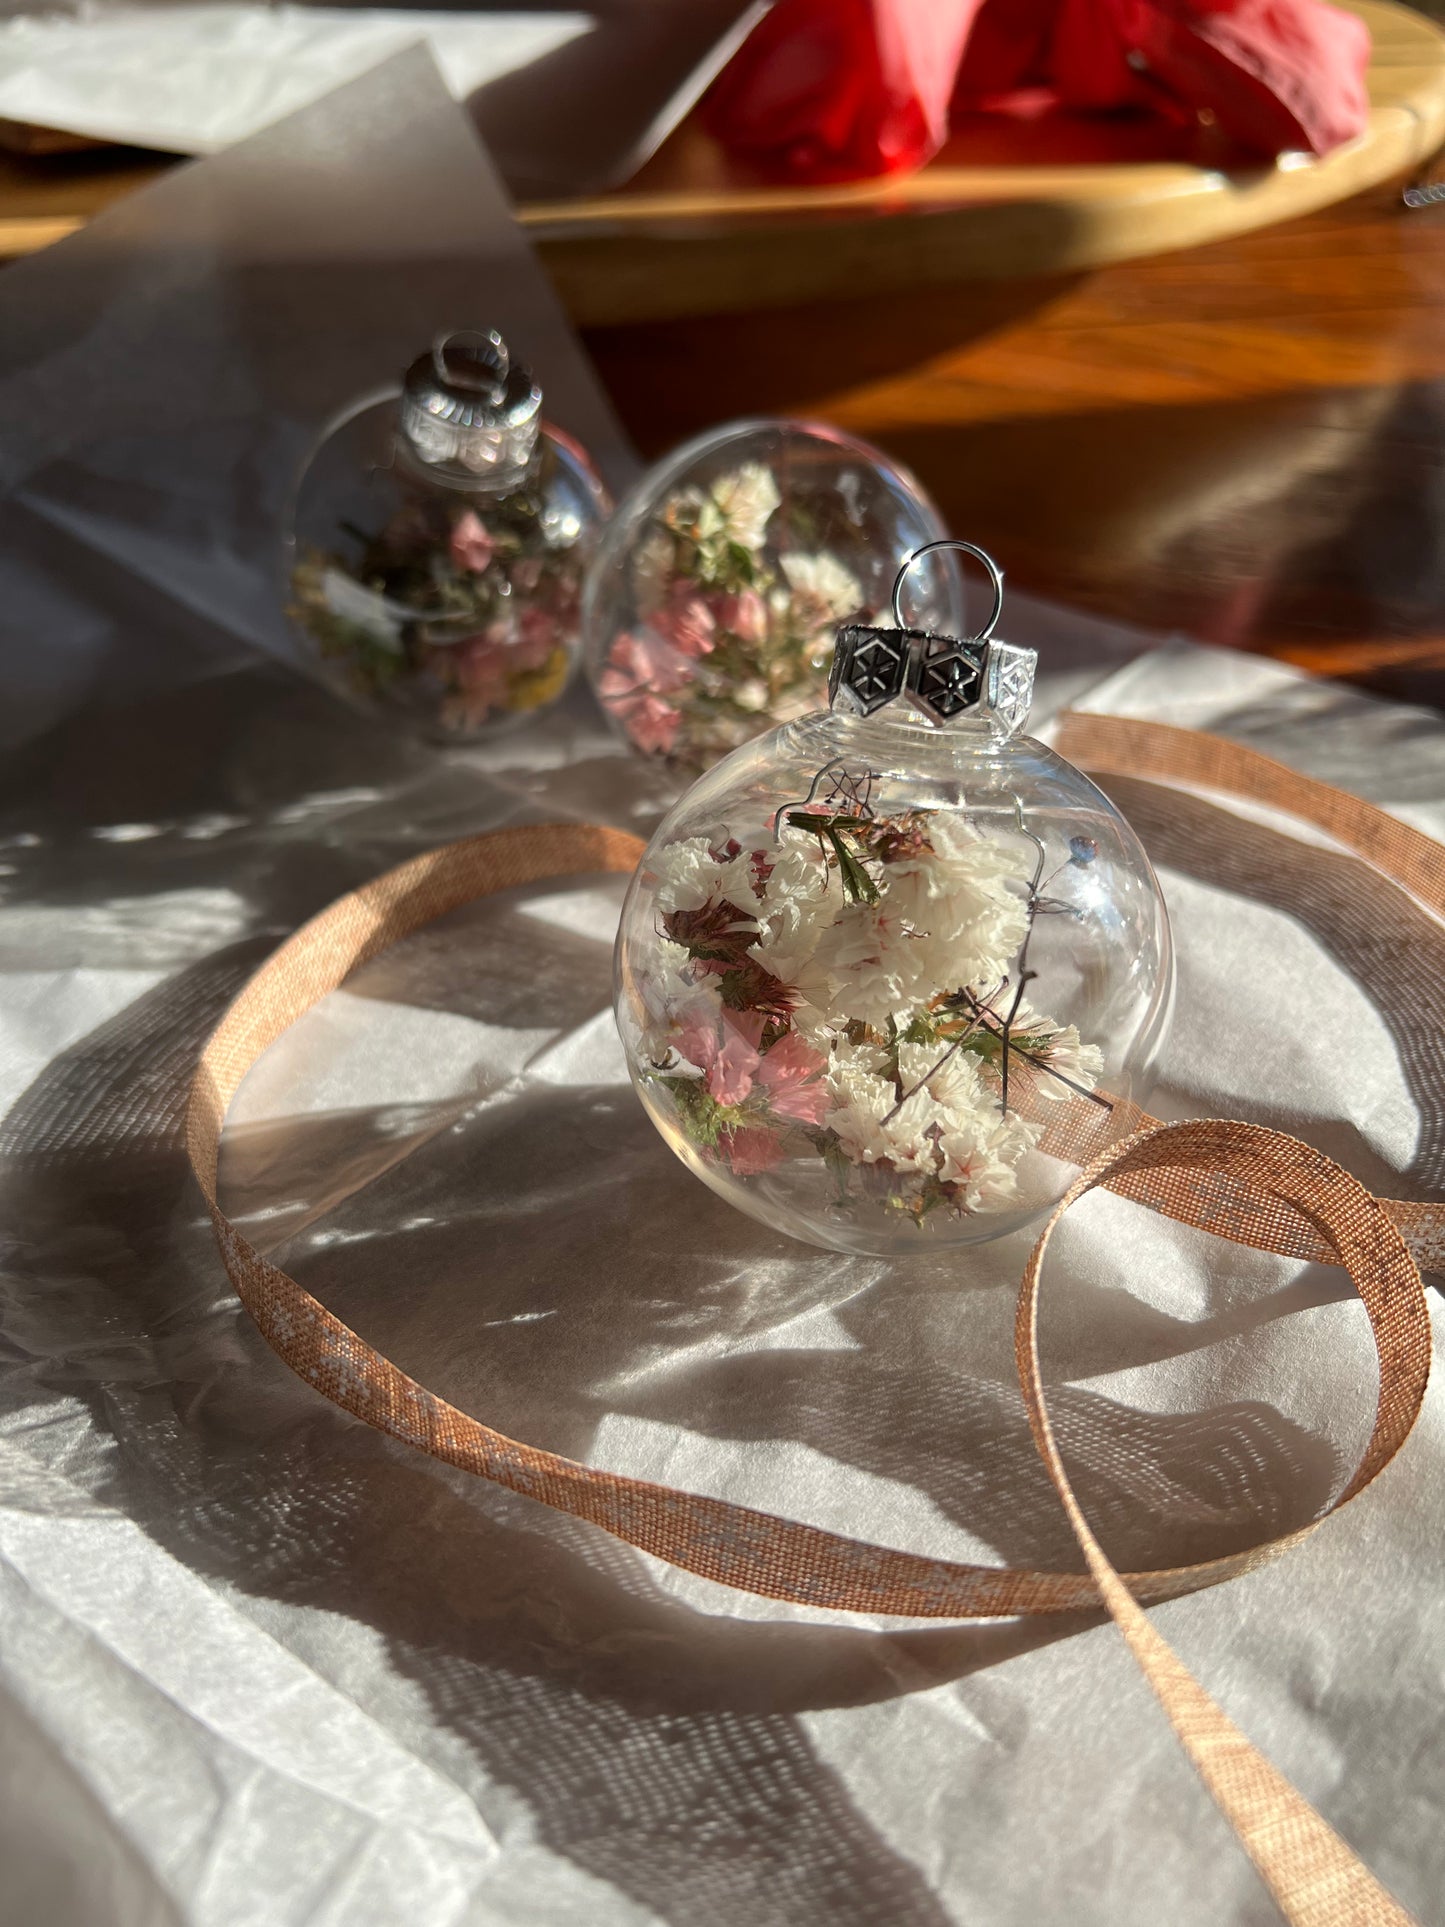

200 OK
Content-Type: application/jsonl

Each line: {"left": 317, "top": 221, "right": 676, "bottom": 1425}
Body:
{"left": 0, "top": 1, "right": 762, "bottom": 196}
{"left": 0, "top": 6, "right": 593, "bottom": 150}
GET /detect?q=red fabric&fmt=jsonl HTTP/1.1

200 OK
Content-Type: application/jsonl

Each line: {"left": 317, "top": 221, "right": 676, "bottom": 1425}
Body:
{"left": 1049, "top": 0, "right": 1152, "bottom": 111}
{"left": 704, "top": 0, "right": 1371, "bottom": 182}
{"left": 955, "top": 0, "right": 1056, "bottom": 98}
{"left": 701, "top": 0, "right": 985, "bottom": 182}
{"left": 1135, "top": 1, "right": 1372, "bottom": 155}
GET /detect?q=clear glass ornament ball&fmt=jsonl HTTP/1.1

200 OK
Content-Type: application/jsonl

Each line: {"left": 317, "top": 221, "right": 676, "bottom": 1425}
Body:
{"left": 285, "top": 365, "right": 607, "bottom": 743}
{"left": 614, "top": 707, "right": 1174, "bottom": 1256}
{"left": 582, "top": 417, "right": 961, "bottom": 773}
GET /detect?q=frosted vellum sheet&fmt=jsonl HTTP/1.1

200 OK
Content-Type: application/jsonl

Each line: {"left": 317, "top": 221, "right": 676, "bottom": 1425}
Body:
{"left": 1, "top": 59, "right": 1444, "bottom": 1926}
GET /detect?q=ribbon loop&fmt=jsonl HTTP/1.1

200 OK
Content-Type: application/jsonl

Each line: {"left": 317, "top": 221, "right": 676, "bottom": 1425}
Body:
{"left": 188, "top": 723, "right": 1440, "bottom": 1925}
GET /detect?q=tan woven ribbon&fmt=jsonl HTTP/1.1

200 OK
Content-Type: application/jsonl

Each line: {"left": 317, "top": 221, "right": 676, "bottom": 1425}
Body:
{"left": 188, "top": 714, "right": 1442, "bottom": 1926}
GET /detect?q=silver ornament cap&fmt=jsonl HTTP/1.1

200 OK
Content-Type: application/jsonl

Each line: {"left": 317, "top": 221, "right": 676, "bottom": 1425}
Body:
{"left": 829, "top": 539, "right": 1037, "bottom": 737}
{"left": 399, "top": 328, "right": 542, "bottom": 483}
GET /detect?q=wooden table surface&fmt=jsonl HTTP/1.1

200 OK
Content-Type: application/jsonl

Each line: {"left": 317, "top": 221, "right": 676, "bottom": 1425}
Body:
{"left": 583, "top": 172, "right": 1445, "bottom": 715}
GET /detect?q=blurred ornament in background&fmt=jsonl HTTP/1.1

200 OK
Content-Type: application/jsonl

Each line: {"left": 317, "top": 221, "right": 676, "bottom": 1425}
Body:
{"left": 286, "top": 328, "right": 608, "bottom": 741}
{"left": 614, "top": 540, "right": 1174, "bottom": 1256}
{"left": 582, "top": 417, "right": 960, "bottom": 773}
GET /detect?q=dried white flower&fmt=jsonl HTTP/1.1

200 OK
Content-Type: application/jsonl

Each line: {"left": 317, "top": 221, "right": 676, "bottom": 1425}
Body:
{"left": 936, "top": 1107, "right": 1042, "bottom": 1210}
{"left": 632, "top": 527, "right": 676, "bottom": 604}
{"left": 1010, "top": 1007, "right": 1105, "bottom": 1099}
{"left": 710, "top": 463, "right": 781, "bottom": 550}
{"left": 642, "top": 797, "right": 1096, "bottom": 1224}
{"left": 797, "top": 899, "right": 910, "bottom": 1032}
{"left": 884, "top": 822, "right": 1030, "bottom": 992}
{"left": 778, "top": 551, "right": 864, "bottom": 632}
{"left": 752, "top": 845, "right": 829, "bottom": 982}
{"left": 650, "top": 838, "right": 752, "bottom": 917}
{"left": 823, "top": 1041, "right": 898, "bottom": 1166}
{"left": 894, "top": 1039, "right": 988, "bottom": 1119}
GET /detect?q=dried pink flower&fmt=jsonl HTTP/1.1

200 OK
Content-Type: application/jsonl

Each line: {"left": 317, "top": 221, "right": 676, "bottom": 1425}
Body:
{"left": 722, "top": 1123, "right": 787, "bottom": 1176}
{"left": 714, "top": 588, "right": 768, "bottom": 646}
{"left": 623, "top": 693, "right": 682, "bottom": 755}
{"left": 754, "top": 1033, "right": 829, "bottom": 1126}
{"left": 656, "top": 588, "right": 717, "bottom": 658}
{"left": 677, "top": 1005, "right": 763, "bottom": 1107}
{"left": 601, "top": 629, "right": 694, "bottom": 700}
{"left": 449, "top": 511, "right": 495, "bottom": 574}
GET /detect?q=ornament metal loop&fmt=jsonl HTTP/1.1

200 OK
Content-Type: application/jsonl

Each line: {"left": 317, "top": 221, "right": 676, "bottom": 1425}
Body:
{"left": 831, "top": 539, "right": 1035, "bottom": 737}
{"left": 891, "top": 538, "right": 1005, "bottom": 645}
{"left": 432, "top": 327, "right": 510, "bottom": 400}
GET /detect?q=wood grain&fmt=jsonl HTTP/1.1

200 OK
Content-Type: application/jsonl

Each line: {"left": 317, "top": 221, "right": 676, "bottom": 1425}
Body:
{"left": 582, "top": 176, "right": 1445, "bottom": 710}
{"left": 0, "top": 141, "right": 167, "bottom": 257}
